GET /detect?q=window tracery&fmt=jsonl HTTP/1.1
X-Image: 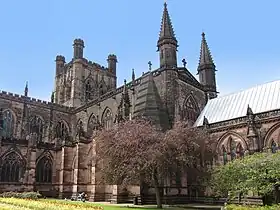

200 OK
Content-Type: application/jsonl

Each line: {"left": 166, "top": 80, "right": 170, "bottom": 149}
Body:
{"left": 29, "top": 116, "right": 44, "bottom": 142}
{"left": 220, "top": 135, "right": 246, "bottom": 165}
{"left": 183, "top": 96, "right": 199, "bottom": 124}
{"left": 0, "top": 152, "right": 24, "bottom": 182}
{"left": 102, "top": 109, "right": 113, "bottom": 130}
{"left": 87, "top": 114, "right": 99, "bottom": 137}
{"left": 36, "top": 156, "right": 52, "bottom": 183}
{"left": 1, "top": 109, "right": 14, "bottom": 138}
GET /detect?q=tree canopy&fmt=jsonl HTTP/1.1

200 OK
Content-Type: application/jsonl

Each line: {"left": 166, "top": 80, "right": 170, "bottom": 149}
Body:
{"left": 210, "top": 152, "right": 280, "bottom": 205}
{"left": 95, "top": 119, "right": 213, "bottom": 208}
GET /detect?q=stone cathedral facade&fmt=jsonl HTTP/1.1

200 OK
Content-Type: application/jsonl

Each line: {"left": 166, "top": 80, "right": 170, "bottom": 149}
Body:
{"left": 0, "top": 3, "right": 279, "bottom": 202}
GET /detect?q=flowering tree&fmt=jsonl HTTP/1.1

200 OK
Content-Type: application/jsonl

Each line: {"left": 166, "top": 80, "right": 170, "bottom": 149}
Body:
{"left": 95, "top": 119, "right": 213, "bottom": 209}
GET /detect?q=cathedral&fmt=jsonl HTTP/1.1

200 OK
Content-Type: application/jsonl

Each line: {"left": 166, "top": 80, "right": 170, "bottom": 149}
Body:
{"left": 0, "top": 2, "right": 279, "bottom": 203}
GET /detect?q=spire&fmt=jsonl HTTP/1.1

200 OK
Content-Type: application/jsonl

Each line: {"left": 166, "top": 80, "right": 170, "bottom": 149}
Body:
{"left": 198, "top": 32, "right": 215, "bottom": 71}
{"left": 132, "top": 68, "right": 135, "bottom": 81}
{"left": 24, "top": 81, "right": 28, "bottom": 97}
{"left": 158, "top": 2, "right": 177, "bottom": 44}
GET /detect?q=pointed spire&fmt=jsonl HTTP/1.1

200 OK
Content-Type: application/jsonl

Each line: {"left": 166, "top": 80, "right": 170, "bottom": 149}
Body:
{"left": 24, "top": 81, "right": 28, "bottom": 97}
{"left": 198, "top": 32, "right": 215, "bottom": 71}
{"left": 158, "top": 2, "right": 177, "bottom": 42}
{"left": 132, "top": 69, "right": 135, "bottom": 81}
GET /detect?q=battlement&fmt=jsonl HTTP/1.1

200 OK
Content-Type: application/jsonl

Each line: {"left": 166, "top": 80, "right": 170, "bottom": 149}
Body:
{"left": 55, "top": 55, "right": 65, "bottom": 62}
{"left": 74, "top": 68, "right": 162, "bottom": 113}
{"left": 107, "top": 54, "right": 117, "bottom": 60}
{"left": 73, "top": 38, "right": 84, "bottom": 47}
{"left": 0, "top": 90, "right": 73, "bottom": 113}
{"left": 87, "top": 60, "right": 109, "bottom": 71}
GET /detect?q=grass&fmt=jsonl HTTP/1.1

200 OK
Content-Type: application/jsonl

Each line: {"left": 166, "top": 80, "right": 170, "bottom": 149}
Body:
{"left": 0, "top": 198, "right": 186, "bottom": 210}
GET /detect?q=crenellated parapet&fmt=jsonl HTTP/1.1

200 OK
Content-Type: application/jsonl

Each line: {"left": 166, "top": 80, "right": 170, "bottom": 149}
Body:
{"left": 0, "top": 90, "right": 74, "bottom": 113}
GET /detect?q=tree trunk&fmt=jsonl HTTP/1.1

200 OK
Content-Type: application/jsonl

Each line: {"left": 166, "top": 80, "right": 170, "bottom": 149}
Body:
{"left": 153, "top": 169, "right": 162, "bottom": 209}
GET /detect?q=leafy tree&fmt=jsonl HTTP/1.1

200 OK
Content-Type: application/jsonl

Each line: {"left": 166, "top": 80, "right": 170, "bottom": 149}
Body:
{"left": 94, "top": 119, "right": 213, "bottom": 209}
{"left": 210, "top": 152, "right": 280, "bottom": 205}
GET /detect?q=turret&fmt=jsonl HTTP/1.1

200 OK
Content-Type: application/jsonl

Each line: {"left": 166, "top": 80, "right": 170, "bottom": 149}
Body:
{"left": 107, "top": 54, "right": 117, "bottom": 75}
{"left": 73, "top": 38, "right": 84, "bottom": 59}
{"left": 55, "top": 55, "right": 65, "bottom": 76}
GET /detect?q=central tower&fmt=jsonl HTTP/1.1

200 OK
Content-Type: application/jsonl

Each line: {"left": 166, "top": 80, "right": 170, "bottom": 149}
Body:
{"left": 157, "top": 2, "right": 178, "bottom": 68}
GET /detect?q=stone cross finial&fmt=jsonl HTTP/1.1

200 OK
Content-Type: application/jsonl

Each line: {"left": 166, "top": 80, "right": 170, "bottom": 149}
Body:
{"left": 148, "top": 61, "right": 152, "bottom": 71}
{"left": 182, "top": 58, "right": 187, "bottom": 68}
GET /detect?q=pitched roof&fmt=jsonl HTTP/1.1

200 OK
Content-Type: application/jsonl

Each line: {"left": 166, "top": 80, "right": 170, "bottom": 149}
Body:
{"left": 194, "top": 79, "right": 280, "bottom": 126}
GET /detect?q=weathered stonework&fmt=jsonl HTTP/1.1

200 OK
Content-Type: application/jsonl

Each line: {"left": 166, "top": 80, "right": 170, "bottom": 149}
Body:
{"left": 0, "top": 2, "right": 278, "bottom": 204}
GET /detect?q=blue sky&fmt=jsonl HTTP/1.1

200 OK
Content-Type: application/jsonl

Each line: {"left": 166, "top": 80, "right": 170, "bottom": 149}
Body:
{"left": 0, "top": 0, "right": 279, "bottom": 101}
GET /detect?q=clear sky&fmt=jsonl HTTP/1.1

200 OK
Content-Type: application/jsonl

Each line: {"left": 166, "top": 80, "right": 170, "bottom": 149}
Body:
{"left": 0, "top": 0, "right": 279, "bottom": 101}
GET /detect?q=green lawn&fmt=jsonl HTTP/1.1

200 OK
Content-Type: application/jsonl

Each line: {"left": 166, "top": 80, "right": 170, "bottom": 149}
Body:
{"left": 0, "top": 198, "right": 189, "bottom": 210}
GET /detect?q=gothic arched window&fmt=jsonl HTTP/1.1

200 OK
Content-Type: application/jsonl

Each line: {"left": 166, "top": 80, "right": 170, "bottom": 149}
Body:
{"left": 1, "top": 109, "right": 14, "bottom": 139}
{"left": 87, "top": 114, "right": 98, "bottom": 137}
{"left": 102, "top": 109, "right": 113, "bottom": 130}
{"left": 183, "top": 96, "right": 199, "bottom": 124}
{"left": 271, "top": 140, "right": 278, "bottom": 153}
{"left": 36, "top": 156, "right": 52, "bottom": 183}
{"left": 29, "top": 116, "right": 44, "bottom": 142}
{"left": 55, "top": 121, "right": 68, "bottom": 141}
{"left": 0, "top": 152, "right": 24, "bottom": 182}
{"left": 85, "top": 80, "right": 92, "bottom": 101}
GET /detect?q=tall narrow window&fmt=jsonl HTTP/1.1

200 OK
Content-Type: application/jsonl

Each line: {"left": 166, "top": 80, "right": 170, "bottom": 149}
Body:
{"left": 222, "top": 145, "right": 227, "bottom": 165}
{"left": 2, "top": 110, "right": 14, "bottom": 138}
{"left": 0, "top": 152, "right": 24, "bottom": 182}
{"left": 55, "top": 121, "right": 68, "bottom": 141}
{"left": 229, "top": 137, "right": 236, "bottom": 160}
{"left": 36, "top": 157, "right": 52, "bottom": 183}
{"left": 87, "top": 114, "right": 98, "bottom": 137}
{"left": 29, "top": 116, "right": 44, "bottom": 142}
{"left": 85, "top": 80, "right": 91, "bottom": 101}
{"left": 102, "top": 109, "right": 113, "bottom": 130}
{"left": 236, "top": 143, "right": 244, "bottom": 158}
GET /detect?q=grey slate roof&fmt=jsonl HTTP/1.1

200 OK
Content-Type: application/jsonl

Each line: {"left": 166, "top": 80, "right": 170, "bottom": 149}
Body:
{"left": 194, "top": 79, "right": 280, "bottom": 126}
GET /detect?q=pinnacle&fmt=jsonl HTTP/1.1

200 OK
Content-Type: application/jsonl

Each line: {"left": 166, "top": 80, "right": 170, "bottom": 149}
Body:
{"left": 158, "top": 2, "right": 176, "bottom": 41}
{"left": 198, "top": 32, "right": 215, "bottom": 69}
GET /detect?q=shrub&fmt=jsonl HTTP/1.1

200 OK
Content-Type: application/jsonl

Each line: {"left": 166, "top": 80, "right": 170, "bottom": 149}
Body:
{"left": 0, "top": 191, "right": 41, "bottom": 200}
{"left": 226, "top": 204, "right": 280, "bottom": 210}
